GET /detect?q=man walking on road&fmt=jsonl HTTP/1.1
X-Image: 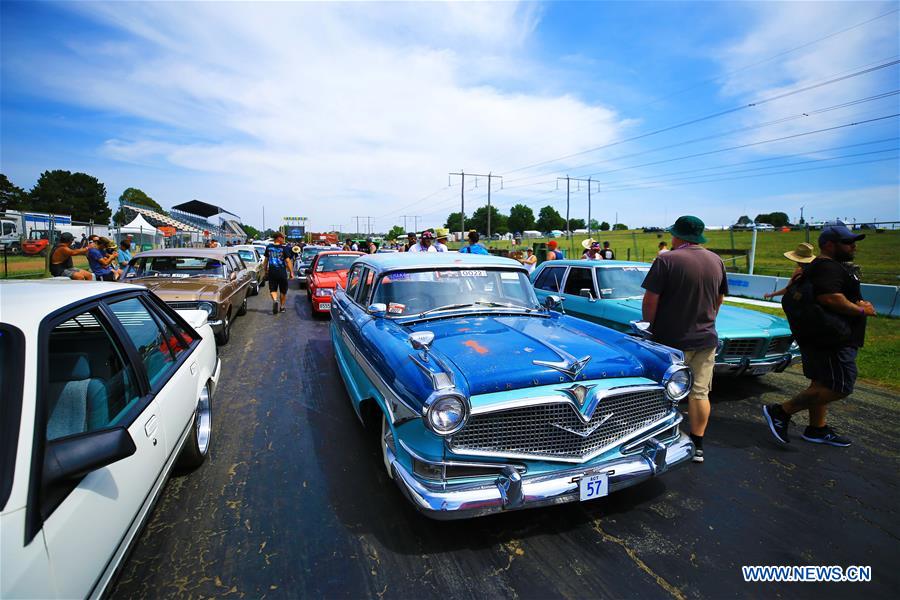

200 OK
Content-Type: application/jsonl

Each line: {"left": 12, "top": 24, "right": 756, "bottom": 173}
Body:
{"left": 763, "top": 221, "right": 875, "bottom": 447}
{"left": 264, "top": 232, "right": 294, "bottom": 314}
{"left": 641, "top": 216, "right": 728, "bottom": 464}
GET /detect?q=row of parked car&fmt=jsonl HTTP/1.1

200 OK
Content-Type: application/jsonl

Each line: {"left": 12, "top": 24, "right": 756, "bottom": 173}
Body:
{"left": 1, "top": 246, "right": 801, "bottom": 597}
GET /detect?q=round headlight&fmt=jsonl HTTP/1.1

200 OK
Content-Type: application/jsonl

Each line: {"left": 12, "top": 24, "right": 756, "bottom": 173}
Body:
{"left": 427, "top": 395, "right": 468, "bottom": 435}
{"left": 664, "top": 367, "right": 692, "bottom": 401}
{"left": 198, "top": 302, "right": 215, "bottom": 317}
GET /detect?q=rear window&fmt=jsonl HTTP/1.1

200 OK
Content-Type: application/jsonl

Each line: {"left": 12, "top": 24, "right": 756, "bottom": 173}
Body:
{"left": 238, "top": 250, "right": 256, "bottom": 263}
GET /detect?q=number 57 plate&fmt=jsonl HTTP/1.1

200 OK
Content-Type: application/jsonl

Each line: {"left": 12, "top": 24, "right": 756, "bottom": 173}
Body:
{"left": 579, "top": 473, "right": 609, "bottom": 501}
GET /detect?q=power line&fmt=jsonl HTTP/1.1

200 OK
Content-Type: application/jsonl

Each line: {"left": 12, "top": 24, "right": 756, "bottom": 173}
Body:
{"left": 448, "top": 171, "right": 499, "bottom": 234}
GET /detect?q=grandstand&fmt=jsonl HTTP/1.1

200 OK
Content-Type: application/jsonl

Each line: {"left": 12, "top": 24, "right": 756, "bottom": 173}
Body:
{"left": 118, "top": 199, "right": 248, "bottom": 246}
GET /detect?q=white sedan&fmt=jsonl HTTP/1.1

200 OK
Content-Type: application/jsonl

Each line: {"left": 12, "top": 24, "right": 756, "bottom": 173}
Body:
{"left": 0, "top": 280, "right": 221, "bottom": 599}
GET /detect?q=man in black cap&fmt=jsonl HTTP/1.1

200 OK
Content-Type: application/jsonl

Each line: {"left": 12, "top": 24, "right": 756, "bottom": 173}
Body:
{"left": 763, "top": 221, "right": 875, "bottom": 447}
{"left": 641, "top": 215, "right": 728, "bottom": 464}
{"left": 404, "top": 232, "right": 417, "bottom": 252}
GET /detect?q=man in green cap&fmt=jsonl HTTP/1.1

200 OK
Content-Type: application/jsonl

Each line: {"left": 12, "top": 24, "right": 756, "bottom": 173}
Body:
{"left": 641, "top": 215, "right": 728, "bottom": 464}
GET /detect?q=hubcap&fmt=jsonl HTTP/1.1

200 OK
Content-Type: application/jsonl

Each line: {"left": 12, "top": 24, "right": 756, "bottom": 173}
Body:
{"left": 196, "top": 385, "right": 211, "bottom": 454}
{"left": 381, "top": 415, "right": 395, "bottom": 478}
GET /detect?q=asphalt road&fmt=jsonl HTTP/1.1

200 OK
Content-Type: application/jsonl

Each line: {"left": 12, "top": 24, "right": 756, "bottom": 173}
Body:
{"left": 110, "top": 283, "right": 900, "bottom": 599}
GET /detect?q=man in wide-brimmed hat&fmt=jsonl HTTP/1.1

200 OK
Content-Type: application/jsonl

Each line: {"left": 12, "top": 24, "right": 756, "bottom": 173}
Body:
{"left": 582, "top": 239, "right": 602, "bottom": 260}
{"left": 764, "top": 242, "right": 816, "bottom": 300}
{"left": 641, "top": 215, "right": 728, "bottom": 464}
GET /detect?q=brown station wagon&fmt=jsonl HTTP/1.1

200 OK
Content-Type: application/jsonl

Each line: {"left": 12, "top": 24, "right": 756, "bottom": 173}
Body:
{"left": 123, "top": 248, "right": 255, "bottom": 344}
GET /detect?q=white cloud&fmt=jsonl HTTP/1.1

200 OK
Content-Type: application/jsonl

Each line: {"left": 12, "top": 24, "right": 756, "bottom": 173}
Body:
{"left": 10, "top": 1, "right": 627, "bottom": 230}
{"left": 717, "top": 1, "right": 899, "bottom": 153}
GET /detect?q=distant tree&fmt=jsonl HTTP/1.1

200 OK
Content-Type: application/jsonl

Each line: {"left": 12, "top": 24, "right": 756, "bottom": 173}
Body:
{"left": 755, "top": 212, "right": 790, "bottom": 227}
{"left": 589, "top": 218, "right": 602, "bottom": 231}
{"left": 30, "top": 170, "right": 110, "bottom": 223}
{"left": 612, "top": 223, "right": 628, "bottom": 231}
{"left": 736, "top": 215, "right": 752, "bottom": 225}
{"left": 599, "top": 221, "right": 611, "bottom": 231}
{"left": 0, "top": 174, "right": 28, "bottom": 212}
{"left": 469, "top": 205, "right": 507, "bottom": 235}
{"left": 387, "top": 225, "right": 406, "bottom": 240}
{"left": 508, "top": 203, "right": 536, "bottom": 233}
{"left": 263, "top": 228, "right": 278, "bottom": 239}
{"left": 536, "top": 206, "right": 565, "bottom": 232}
{"left": 113, "top": 187, "right": 168, "bottom": 225}
{"left": 570, "top": 218, "right": 586, "bottom": 230}
{"left": 242, "top": 224, "right": 261, "bottom": 239}
{"left": 445, "top": 211, "right": 466, "bottom": 233}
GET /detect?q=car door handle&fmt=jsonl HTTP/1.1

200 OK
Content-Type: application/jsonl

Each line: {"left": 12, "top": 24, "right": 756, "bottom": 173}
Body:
{"left": 144, "top": 415, "right": 159, "bottom": 438}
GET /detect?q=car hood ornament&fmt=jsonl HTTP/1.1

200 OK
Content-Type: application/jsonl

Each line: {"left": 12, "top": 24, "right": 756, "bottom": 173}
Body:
{"left": 533, "top": 355, "right": 592, "bottom": 380}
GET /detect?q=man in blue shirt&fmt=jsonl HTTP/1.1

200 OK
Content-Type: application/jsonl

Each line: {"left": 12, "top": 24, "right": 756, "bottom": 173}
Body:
{"left": 263, "top": 232, "right": 294, "bottom": 314}
{"left": 459, "top": 231, "right": 489, "bottom": 255}
{"left": 87, "top": 236, "right": 119, "bottom": 281}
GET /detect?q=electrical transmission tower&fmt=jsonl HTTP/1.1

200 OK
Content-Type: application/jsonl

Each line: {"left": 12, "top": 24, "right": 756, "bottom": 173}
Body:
{"left": 448, "top": 170, "right": 502, "bottom": 237}
{"left": 557, "top": 176, "right": 598, "bottom": 255}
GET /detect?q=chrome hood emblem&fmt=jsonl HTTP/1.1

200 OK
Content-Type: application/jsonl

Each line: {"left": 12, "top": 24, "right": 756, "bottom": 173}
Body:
{"left": 533, "top": 355, "right": 592, "bottom": 380}
{"left": 558, "top": 383, "right": 597, "bottom": 407}
{"left": 552, "top": 413, "right": 613, "bottom": 438}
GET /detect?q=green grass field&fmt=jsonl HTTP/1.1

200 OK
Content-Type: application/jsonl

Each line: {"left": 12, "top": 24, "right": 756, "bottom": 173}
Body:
{"left": 726, "top": 300, "right": 899, "bottom": 391}
{"left": 451, "top": 228, "right": 900, "bottom": 285}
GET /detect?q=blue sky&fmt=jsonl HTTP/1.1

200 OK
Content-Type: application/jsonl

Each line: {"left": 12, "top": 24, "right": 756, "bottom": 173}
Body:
{"left": 2, "top": 1, "right": 898, "bottom": 232}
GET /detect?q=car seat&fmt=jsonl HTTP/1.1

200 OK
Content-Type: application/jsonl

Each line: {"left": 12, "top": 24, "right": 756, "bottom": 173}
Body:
{"left": 46, "top": 353, "right": 110, "bottom": 440}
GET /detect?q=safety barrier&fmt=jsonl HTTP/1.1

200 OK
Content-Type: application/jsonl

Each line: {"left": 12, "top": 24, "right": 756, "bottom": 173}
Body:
{"left": 725, "top": 273, "right": 899, "bottom": 318}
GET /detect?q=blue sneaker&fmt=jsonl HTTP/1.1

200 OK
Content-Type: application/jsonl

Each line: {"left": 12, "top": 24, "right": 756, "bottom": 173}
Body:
{"left": 802, "top": 426, "right": 851, "bottom": 447}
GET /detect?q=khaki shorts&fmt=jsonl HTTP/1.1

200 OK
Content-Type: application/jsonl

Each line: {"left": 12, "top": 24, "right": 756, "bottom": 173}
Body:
{"left": 682, "top": 346, "right": 716, "bottom": 402}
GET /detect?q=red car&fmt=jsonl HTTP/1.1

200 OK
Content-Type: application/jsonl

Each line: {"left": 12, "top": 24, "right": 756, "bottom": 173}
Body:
{"left": 307, "top": 251, "right": 364, "bottom": 315}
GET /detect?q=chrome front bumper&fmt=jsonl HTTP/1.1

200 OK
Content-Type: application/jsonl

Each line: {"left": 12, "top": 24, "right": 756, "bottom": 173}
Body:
{"left": 387, "top": 432, "right": 694, "bottom": 520}
{"left": 207, "top": 319, "right": 224, "bottom": 333}
{"left": 714, "top": 353, "right": 800, "bottom": 376}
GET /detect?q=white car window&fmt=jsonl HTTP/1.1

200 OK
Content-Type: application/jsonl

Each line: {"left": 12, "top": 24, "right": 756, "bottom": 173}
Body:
{"left": 45, "top": 309, "right": 141, "bottom": 440}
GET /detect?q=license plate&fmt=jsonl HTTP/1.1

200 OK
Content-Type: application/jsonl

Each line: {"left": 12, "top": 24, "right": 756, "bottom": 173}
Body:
{"left": 319, "top": 303, "right": 331, "bottom": 311}
{"left": 751, "top": 364, "right": 774, "bottom": 375}
{"left": 579, "top": 473, "right": 609, "bottom": 501}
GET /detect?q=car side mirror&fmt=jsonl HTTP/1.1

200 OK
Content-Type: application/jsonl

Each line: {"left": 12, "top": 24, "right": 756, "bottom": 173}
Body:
{"left": 629, "top": 320, "right": 652, "bottom": 339}
{"left": 543, "top": 295, "right": 563, "bottom": 311}
{"left": 368, "top": 303, "right": 387, "bottom": 317}
{"left": 229, "top": 272, "right": 237, "bottom": 281}
{"left": 42, "top": 426, "right": 137, "bottom": 488}
{"left": 579, "top": 288, "right": 596, "bottom": 301}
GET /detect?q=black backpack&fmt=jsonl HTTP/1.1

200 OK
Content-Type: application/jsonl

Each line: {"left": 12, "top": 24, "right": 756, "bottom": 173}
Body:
{"left": 781, "top": 271, "right": 851, "bottom": 347}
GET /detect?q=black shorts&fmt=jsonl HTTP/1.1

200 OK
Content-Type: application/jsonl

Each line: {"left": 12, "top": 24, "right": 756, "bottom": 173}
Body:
{"left": 268, "top": 274, "right": 288, "bottom": 294}
{"left": 800, "top": 345, "right": 858, "bottom": 395}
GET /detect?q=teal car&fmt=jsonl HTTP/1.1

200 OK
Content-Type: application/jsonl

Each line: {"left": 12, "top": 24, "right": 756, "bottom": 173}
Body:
{"left": 531, "top": 259, "right": 800, "bottom": 377}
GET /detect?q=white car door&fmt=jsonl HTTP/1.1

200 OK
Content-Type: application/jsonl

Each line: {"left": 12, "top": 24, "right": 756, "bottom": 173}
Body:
{"left": 38, "top": 303, "right": 167, "bottom": 598}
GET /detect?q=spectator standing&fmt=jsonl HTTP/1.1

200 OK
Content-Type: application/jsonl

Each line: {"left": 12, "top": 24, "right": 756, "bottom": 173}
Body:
{"left": 87, "top": 237, "right": 120, "bottom": 281}
{"left": 366, "top": 238, "right": 377, "bottom": 253}
{"left": 657, "top": 241, "right": 669, "bottom": 256}
{"left": 117, "top": 239, "right": 133, "bottom": 274}
{"left": 583, "top": 241, "right": 602, "bottom": 260}
{"left": 49, "top": 232, "right": 92, "bottom": 280}
{"left": 762, "top": 222, "right": 875, "bottom": 447}
{"left": 546, "top": 240, "right": 562, "bottom": 260}
{"left": 263, "top": 232, "right": 294, "bottom": 314}
{"left": 600, "top": 241, "right": 615, "bottom": 260}
{"left": 408, "top": 231, "right": 437, "bottom": 252}
{"left": 763, "top": 242, "right": 815, "bottom": 299}
{"left": 404, "top": 232, "right": 418, "bottom": 252}
{"left": 434, "top": 233, "right": 449, "bottom": 252}
{"left": 78, "top": 233, "right": 88, "bottom": 249}
{"left": 459, "top": 231, "right": 489, "bottom": 254}
{"left": 521, "top": 248, "right": 537, "bottom": 273}
{"left": 641, "top": 216, "right": 727, "bottom": 463}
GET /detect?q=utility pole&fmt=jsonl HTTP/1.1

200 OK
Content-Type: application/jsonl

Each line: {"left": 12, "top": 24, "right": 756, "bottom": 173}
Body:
{"left": 449, "top": 170, "right": 498, "bottom": 238}
{"left": 484, "top": 173, "right": 503, "bottom": 239}
{"left": 366, "top": 217, "right": 373, "bottom": 236}
{"left": 558, "top": 176, "right": 594, "bottom": 255}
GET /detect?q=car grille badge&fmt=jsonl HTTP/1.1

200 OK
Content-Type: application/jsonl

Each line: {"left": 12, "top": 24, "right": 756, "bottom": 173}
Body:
{"left": 558, "top": 383, "right": 597, "bottom": 408}
{"left": 552, "top": 413, "right": 613, "bottom": 438}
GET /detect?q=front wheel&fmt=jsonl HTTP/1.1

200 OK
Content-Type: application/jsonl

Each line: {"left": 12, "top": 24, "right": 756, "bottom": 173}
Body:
{"left": 237, "top": 293, "right": 248, "bottom": 316}
{"left": 178, "top": 384, "right": 212, "bottom": 468}
{"left": 381, "top": 414, "right": 395, "bottom": 479}
{"left": 215, "top": 312, "right": 231, "bottom": 345}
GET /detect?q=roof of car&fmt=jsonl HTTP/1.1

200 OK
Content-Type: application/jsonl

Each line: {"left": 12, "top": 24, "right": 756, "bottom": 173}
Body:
{"left": 316, "top": 251, "right": 365, "bottom": 257}
{"left": 355, "top": 252, "right": 524, "bottom": 271}
{"left": 537, "top": 259, "right": 651, "bottom": 268}
{"left": 130, "top": 247, "right": 237, "bottom": 259}
{"left": 0, "top": 280, "right": 145, "bottom": 332}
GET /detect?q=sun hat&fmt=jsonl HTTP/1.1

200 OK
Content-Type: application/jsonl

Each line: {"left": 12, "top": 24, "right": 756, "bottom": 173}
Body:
{"left": 667, "top": 215, "right": 707, "bottom": 244}
{"left": 783, "top": 242, "right": 816, "bottom": 264}
{"left": 581, "top": 237, "right": 597, "bottom": 249}
{"left": 818, "top": 220, "right": 865, "bottom": 245}
{"left": 420, "top": 230, "right": 435, "bottom": 240}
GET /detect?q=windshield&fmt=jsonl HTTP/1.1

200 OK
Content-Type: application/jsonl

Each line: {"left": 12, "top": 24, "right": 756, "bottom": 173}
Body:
{"left": 316, "top": 254, "right": 358, "bottom": 272}
{"left": 371, "top": 268, "right": 539, "bottom": 317}
{"left": 302, "top": 247, "right": 324, "bottom": 261}
{"left": 125, "top": 256, "right": 226, "bottom": 279}
{"left": 595, "top": 266, "right": 650, "bottom": 299}
{"left": 237, "top": 249, "right": 257, "bottom": 263}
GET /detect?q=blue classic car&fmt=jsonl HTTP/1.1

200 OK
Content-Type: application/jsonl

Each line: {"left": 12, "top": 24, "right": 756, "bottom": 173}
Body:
{"left": 531, "top": 259, "right": 800, "bottom": 376}
{"left": 330, "top": 253, "right": 695, "bottom": 519}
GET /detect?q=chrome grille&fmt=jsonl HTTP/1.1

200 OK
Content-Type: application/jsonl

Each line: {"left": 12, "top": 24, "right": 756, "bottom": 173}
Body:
{"left": 765, "top": 336, "right": 792, "bottom": 356}
{"left": 167, "top": 301, "right": 199, "bottom": 310}
{"left": 721, "top": 338, "right": 763, "bottom": 359}
{"left": 450, "top": 389, "right": 670, "bottom": 461}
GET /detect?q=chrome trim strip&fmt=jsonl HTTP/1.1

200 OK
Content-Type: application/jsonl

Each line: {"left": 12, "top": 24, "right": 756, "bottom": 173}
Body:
{"left": 469, "top": 384, "right": 664, "bottom": 422}
{"left": 398, "top": 439, "right": 526, "bottom": 475}
{"left": 409, "top": 354, "right": 455, "bottom": 390}
{"left": 621, "top": 413, "right": 683, "bottom": 452}
{"left": 449, "top": 409, "right": 681, "bottom": 464}
{"left": 339, "top": 329, "right": 419, "bottom": 424}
